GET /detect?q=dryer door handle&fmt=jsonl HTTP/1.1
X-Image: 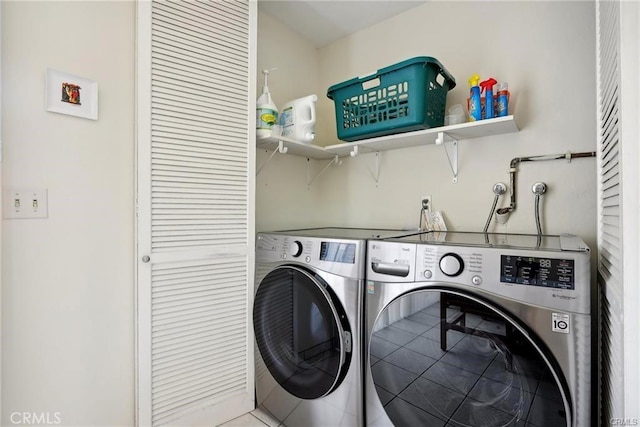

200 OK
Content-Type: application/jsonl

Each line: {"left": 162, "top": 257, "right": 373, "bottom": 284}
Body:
{"left": 371, "top": 262, "right": 410, "bottom": 277}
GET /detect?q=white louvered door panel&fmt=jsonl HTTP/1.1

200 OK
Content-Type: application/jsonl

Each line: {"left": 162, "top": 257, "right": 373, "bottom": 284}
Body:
{"left": 136, "top": 1, "right": 256, "bottom": 426}
{"left": 596, "top": 0, "right": 624, "bottom": 423}
{"left": 596, "top": 0, "right": 640, "bottom": 423}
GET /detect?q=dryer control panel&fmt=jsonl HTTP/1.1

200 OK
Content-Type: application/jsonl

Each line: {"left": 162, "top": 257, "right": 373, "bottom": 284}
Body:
{"left": 257, "top": 233, "right": 365, "bottom": 280}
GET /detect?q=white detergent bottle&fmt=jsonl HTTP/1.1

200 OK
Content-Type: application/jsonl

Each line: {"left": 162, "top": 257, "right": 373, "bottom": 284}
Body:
{"left": 279, "top": 94, "right": 318, "bottom": 143}
{"left": 256, "top": 69, "right": 278, "bottom": 140}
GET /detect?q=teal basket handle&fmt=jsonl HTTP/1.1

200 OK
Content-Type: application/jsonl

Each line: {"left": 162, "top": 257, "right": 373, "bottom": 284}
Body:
{"left": 431, "top": 61, "right": 456, "bottom": 90}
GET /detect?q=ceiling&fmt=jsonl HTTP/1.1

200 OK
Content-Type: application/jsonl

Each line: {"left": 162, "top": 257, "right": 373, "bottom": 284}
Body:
{"left": 257, "top": 1, "right": 426, "bottom": 48}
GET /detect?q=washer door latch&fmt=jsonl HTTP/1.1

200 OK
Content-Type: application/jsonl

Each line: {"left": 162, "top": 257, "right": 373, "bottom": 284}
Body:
{"left": 343, "top": 331, "right": 352, "bottom": 353}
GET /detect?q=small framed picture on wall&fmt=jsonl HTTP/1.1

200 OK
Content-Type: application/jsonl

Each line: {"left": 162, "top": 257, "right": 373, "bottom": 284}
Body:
{"left": 45, "top": 68, "right": 98, "bottom": 120}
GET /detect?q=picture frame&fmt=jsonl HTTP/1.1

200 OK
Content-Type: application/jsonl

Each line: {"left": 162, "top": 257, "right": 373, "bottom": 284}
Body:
{"left": 45, "top": 68, "right": 98, "bottom": 120}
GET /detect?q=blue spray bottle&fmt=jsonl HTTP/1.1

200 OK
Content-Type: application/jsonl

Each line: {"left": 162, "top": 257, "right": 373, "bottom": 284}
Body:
{"left": 468, "top": 74, "right": 482, "bottom": 121}
{"left": 480, "top": 77, "right": 497, "bottom": 119}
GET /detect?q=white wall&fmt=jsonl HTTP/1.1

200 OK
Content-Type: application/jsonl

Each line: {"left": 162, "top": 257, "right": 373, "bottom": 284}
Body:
{"left": 1, "top": 2, "right": 135, "bottom": 426}
{"left": 258, "top": 1, "right": 597, "bottom": 254}
{"left": 256, "top": 11, "right": 325, "bottom": 232}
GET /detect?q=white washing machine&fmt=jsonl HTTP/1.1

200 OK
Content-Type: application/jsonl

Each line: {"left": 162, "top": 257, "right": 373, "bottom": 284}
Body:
{"left": 365, "top": 231, "right": 591, "bottom": 426}
{"left": 254, "top": 228, "right": 416, "bottom": 426}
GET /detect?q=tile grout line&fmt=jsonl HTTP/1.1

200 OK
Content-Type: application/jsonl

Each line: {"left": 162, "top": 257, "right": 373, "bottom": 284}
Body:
{"left": 249, "top": 412, "right": 270, "bottom": 426}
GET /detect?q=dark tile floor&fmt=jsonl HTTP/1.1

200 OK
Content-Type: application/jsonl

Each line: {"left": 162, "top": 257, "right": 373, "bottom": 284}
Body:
{"left": 370, "top": 301, "right": 568, "bottom": 427}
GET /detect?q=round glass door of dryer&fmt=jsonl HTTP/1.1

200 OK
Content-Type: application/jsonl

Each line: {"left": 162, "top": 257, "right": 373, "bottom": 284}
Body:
{"left": 253, "top": 265, "right": 351, "bottom": 399}
{"left": 368, "top": 289, "right": 569, "bottom": 426}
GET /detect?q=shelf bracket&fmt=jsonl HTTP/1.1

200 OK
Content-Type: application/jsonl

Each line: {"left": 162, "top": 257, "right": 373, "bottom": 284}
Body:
{"left": 347, "top": 145, "right": 381, "bottom": 185}
{"left": 366, "top": 151, "right": 381, "bottom": 186}
{"left": 256, "top": 140, "right": 288, "bottom": 176}
{"left": 435, "top": 131, "right": 458, "bottom": 183}
{"left": 307, "top": 155, "right": 342, "bottom": 188}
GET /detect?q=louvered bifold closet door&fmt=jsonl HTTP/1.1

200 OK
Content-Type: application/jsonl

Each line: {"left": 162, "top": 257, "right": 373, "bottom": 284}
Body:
{"left": 596, "top": 0, "right": 623, "bottom": 423}
{"left": 136, "top": 1, "right": 256, "bottom": 426}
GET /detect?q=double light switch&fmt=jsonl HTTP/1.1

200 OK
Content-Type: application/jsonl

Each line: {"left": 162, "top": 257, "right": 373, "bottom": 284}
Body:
{"left": 3, "top": 189, "right": 48, "bottom": 219}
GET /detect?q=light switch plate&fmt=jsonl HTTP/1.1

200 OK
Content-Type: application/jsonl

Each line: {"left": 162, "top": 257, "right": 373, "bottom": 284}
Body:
{"left": 3, "top": 189, "right": 48, "bottom": 219}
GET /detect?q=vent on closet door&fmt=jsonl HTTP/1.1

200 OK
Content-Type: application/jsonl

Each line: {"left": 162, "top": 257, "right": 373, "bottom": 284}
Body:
{"left": 150, "top": 258, "right": 249, "bottom": 425}
{"left": 596, "top": 0, "right": 624, "bottom": 423}
{"left": 150, "top": 0, "right": 250, "bottom": 254}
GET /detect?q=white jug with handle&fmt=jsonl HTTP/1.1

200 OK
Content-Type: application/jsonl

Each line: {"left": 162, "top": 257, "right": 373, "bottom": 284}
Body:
{"left": 279, "top": 94, "right": 318, "bottom": 143}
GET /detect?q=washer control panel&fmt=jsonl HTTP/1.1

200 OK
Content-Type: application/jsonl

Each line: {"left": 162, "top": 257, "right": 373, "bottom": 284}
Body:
{"left": 414, "top": 243, "right": 590, "bottom": 314}
{"left": 439, "top": 253, "right": 464, "bottom": 277}
{"left": 500, "top": 255, "right": 575, "bottom": 290}
{"left": 417, "top": 245, "right": 485, "bottom": 285}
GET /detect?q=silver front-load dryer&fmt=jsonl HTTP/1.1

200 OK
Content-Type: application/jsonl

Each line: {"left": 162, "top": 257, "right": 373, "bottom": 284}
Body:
{"left": 365, "top": 231, "right": 591, "bottom": 426}
{"left": 254, "top": 228, "right": 415, "bottom": 426}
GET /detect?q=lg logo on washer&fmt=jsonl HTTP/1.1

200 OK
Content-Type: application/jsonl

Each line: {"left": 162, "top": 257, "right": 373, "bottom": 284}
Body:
{"left": 10, "top": 412, "right": 62, "bottom": 425}
{"left": 552, "top": 293, "right": 577, "bottom": 300}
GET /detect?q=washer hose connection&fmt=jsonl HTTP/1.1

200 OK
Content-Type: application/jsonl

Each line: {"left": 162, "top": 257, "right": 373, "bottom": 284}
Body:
{"left": 483, "top": 182, "right": 507, "bottom": 233}
{"left": 531, "top": 182, "right": 547, "bottom": 235}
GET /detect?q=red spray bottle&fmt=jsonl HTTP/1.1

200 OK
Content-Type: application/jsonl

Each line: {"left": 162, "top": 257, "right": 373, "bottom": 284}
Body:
{"left": 480, "top": 78, "right": 497, "bottom": 119}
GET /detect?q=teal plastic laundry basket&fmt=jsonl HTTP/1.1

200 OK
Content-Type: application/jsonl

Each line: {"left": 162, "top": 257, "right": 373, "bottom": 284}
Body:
{"left": 326, "top": 56, "right": 456, "bottom": 142}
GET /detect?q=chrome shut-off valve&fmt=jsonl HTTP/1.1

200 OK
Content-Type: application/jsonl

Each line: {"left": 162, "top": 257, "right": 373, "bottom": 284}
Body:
{"left": 493, "top": 182, "right": 507, "bottom": 196}
{"left": 531, "top": 182, "right": 547, "bottom": 195}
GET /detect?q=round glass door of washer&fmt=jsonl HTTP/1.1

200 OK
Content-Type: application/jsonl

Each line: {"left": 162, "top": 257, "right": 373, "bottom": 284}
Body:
{"left": 369, "top": 289, "right": 569, "bottom": 426}
{"left": 254, "top": 265, "right": 351, "bottom": 399}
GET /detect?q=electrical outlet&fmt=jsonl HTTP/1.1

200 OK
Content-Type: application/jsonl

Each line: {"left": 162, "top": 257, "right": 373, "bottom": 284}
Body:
{"left": 421, "top": 195, "right": 432, "bottom": 212}
{"left": 3, "top": 189, "right": 48, "bottom": 219}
